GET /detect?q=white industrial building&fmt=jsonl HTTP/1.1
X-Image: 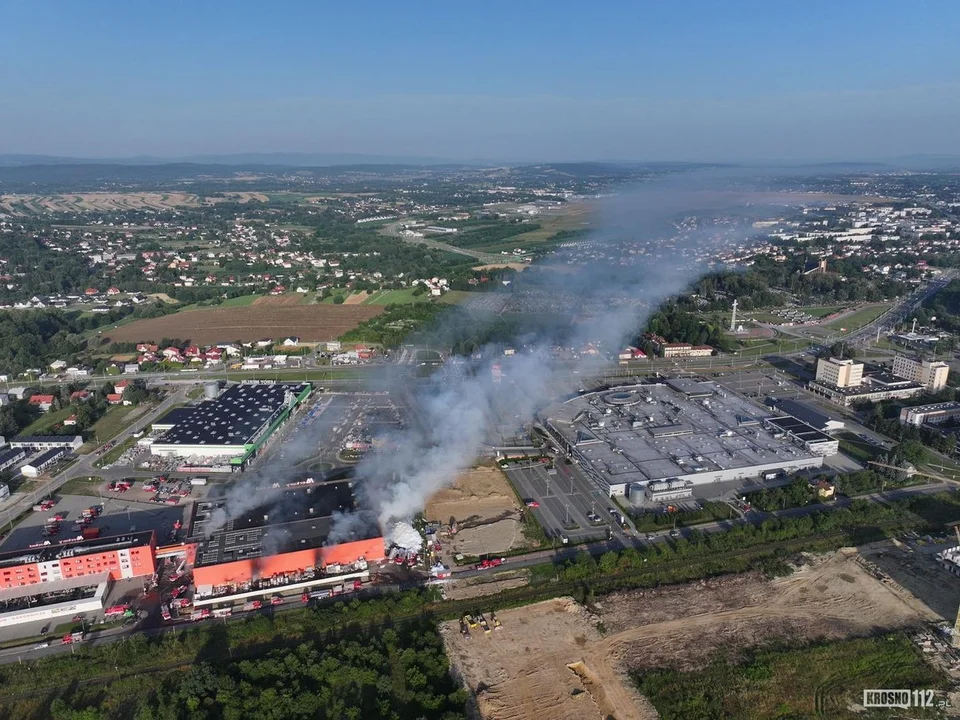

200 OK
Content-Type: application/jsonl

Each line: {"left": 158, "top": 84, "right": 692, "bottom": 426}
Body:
{"left": 900, "top": 402, "right": 960, "bottom": 427}
{"left": 540, "top": 380, "right": 824, "bottom": 497}
{"left": 0, "top": 578, "right": 109, "bottom": 629}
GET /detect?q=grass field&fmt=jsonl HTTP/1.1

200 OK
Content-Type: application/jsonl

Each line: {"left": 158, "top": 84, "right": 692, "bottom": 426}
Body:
{"left": 837, "top": 431, "right": 886, "bottom": 464}
{"left": 635, "top": 635, "right": 948, "bottom": 720}
{"left": 438, "top": 290, "right": 476, "bottom": 305}
{"left": 361, "top": 288, "right": 422, "bottom": 305}
{"left": 20, "top": 407, "right": 73, "bottom": 435}
{"left": 57, "top": 476, "right": 105, "bottom": 495}
{"left": 828, "top": 304, "right": 891, "bottom": 330}
{"left": 217, "top": 294, "right": 260, "bottom": 308}
{"left": 89, "top": 405, "right": 136, "bottom": 444}
{"left": 101, "top": 304, "right": 382, "bottom": 345}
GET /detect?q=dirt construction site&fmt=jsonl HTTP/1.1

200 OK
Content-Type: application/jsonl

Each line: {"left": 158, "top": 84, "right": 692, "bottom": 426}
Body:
{"left": 425, "top": 466, "right": 529, "bottom": 558}
{"left": 442, "top": 548, "right": 955, "bottom": 720}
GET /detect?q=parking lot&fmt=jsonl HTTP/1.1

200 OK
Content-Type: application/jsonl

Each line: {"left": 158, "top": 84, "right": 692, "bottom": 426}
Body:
{"left": 503, "top": 461, "right": 630, "bottom": 543}
{"left": 0, "top": 493, "right": 189, "bottom": 553}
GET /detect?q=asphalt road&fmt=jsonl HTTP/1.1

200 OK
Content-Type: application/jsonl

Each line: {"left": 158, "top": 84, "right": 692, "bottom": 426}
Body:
{"left": 0, "top": 478, "right": 952, "bottom": 666}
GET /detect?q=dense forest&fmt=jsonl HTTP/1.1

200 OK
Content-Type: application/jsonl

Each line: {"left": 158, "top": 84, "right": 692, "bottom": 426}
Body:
{"left": 644, "top": 307, "right": 733, "bottom": 351}
{"left": 0, "top": 305, "right": 173, "bottom": 375}
{"left": 36, "top": 620, "right": 466, "bottom": 720}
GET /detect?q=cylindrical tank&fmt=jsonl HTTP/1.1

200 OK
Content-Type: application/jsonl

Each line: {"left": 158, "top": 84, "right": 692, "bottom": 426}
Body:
{"left": 203, "top": 382, "right": 219, "bottom": 400}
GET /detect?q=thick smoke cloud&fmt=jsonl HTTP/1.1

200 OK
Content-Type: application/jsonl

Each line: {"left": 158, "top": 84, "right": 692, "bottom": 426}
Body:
{"left": 203, "top": 168, "right": 821, "bottom": 544}
{"left": 344, "top": 170, "right": 795, "bottom": 544}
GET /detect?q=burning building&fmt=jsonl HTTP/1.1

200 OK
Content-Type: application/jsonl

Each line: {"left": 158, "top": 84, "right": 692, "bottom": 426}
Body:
{"left": 186, "top": 479, "right": 385, "bottom": 601}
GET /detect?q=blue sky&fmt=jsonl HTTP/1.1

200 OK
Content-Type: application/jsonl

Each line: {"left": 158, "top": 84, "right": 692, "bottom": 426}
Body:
{"left": 1, "top": 1, "right": 958, "bottom": 161}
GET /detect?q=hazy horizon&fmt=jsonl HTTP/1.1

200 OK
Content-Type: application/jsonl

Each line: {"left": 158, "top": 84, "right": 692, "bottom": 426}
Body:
{"left": 2, "top": 1, "right": 959, "bottom": 162}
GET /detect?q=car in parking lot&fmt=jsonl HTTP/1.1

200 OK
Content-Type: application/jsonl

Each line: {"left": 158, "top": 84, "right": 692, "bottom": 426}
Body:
{"left": 524, "top": 499, "right": 539, "bottom": 508}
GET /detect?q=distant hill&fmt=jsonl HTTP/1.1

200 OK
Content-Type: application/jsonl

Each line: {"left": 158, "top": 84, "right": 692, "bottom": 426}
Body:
{"left": 0, "top": 152, "right": 473, "bottom": 168}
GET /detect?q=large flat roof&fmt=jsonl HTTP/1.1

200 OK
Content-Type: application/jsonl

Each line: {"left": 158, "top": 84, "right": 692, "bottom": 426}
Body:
{"left": 0, "top": 531, "right": 154, "bottom": 568}
{"left": 766, "top": 416, "right": 833, "bottom": 444}
{"left": 542, "top": 381, "right": 818, "bottom": 487}
{"left": 188, "top": 480, "right": 369, "bottom": 567}
{"left": 154, "top": 382, "right": 309, "bottom": 448}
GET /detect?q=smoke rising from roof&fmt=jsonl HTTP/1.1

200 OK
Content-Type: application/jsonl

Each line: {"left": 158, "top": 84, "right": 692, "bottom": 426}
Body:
{"left": 346, "top": 170, "right": 789, "bottom": 544}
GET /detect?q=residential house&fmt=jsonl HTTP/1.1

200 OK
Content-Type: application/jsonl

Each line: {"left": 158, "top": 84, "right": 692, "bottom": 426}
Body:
{"left": 28, "top": 394, "right": 56, "bottom": 412}
{"left": 282, "top": 336, "right": 300, "bottom": 347}
{"left": 70, "top": 390, "right": 92, "bottom": 403}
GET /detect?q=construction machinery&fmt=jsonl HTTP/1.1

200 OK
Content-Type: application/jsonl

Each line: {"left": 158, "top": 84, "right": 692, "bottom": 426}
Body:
{"left": 477, "top": 613, "right": 491, "bottom": 635}
{"left": 490, "top": 611, "right": 502, "bottom": 630}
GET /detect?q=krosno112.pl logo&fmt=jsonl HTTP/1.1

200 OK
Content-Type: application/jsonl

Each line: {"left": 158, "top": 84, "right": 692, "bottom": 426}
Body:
{"left": 863, "top": 689, "right": 941, "bottom": 709}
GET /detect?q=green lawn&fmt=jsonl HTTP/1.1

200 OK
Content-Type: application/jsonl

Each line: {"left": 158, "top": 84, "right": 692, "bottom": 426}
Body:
{"left": 837, "top": 431, "right": 886, "bottom": 464}
{"left": 219, "top": 294, "right": 259, "bottom": 307}
{"left": 57, "top": 475, "right": 105, "bottom": 495}
{"left": 827, "top": 304, "right": 891, "bottom": 330}
{"left": 89, "top": 404, "right": 136, "bottom": 443}
{"left": 796, "top": 305, "right": 845, "bottom": 318}
{"left": 439, "top": 290, "right": 476, "bottom": 305}
{"left": 363, "top": 288, "right": 422, "bottom": 305}
{"left": 635, "top": 635, "right": 949, "bottom": 720}
{"left": 20, "top": 406, "right": 73, "bottom": 435}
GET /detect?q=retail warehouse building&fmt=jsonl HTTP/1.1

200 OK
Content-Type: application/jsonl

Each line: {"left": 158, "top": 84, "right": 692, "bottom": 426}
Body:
{"left": 540, "top": 380, "right": 826, "bottom": 497}
{"left": 150, "top": 382, "right": 311, "bottom": 468}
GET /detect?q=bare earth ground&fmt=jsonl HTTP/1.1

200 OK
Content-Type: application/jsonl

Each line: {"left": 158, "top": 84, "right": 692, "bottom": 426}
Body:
{"left": 343, "top": 291, "right": 370, "bottom": 305}
{"left": 472, "top": 263, "right": 530, "bottom": 272}
{"left": 0, "top": 191, "right": 269, "bottom": 215}
{"left": 443, "top": 549, "right": 939, "bottom": 720}
{"left": 146, "top": 292, "right": 179, "bottom": 305}
{"left": 442, "top": 597, "right": 655, "bottom": 720}
{"left": 425, "top": 467, "right": 528, "bottom": 557}
{"left": 102, "top": 305, "right": 382, "bottom": 344}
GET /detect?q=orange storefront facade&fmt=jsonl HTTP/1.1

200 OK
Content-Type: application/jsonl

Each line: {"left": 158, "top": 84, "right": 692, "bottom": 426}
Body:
{"left": 0, "top": 532, "right": 157, "bottom": 589}
{"left": 192, "top": 536, "right": 384, "bottom": 587}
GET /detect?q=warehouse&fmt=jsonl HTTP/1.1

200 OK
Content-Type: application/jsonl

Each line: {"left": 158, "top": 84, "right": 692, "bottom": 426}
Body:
{"left": 763, "top": 416, "right": 839, "bottom": 456}
{"left": 0, "top": 577, "right": 110, "bottom": 629}
{"left": 540, "top": 381, "right": 823, "bottom": 496}
{"left": 187, "top": 479, "right": 384, "bottom": 599}
{"left": 150, "top": 382, "right": 311, "bottom": 466}
{"left": 770, "top": 398, "right": 845, "bottom": 433}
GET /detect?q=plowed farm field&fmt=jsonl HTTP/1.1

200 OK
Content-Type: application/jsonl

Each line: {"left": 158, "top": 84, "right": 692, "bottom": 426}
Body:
{"left": 102, "top": 305, "right": 382, "bottom": 345}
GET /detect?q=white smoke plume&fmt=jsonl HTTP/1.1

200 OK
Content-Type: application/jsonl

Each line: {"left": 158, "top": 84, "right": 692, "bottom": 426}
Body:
{"left": 345, "top": 170, "right": 807, "bottom": 544}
